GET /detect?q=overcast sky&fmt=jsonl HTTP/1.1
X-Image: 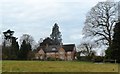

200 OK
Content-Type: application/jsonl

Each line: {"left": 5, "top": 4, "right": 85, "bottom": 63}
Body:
{"left": 0, "top": 0, "right": 119, "bottom": 46}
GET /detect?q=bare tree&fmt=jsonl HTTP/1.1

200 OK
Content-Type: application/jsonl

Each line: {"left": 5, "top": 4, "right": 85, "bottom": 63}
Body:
{"left": 78, "top": 41, "right": 97, "bottom": 57}
{"left": 20, "top": 34, "right": 36, "bottom": 49}
{"left": 83, "top": 1, "right": 117, "bottom": 47}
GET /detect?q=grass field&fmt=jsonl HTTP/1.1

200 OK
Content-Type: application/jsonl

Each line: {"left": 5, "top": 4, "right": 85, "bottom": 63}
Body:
{"left": 0, "top": 61, "right": 2, "bottom": 73}
{"left": 118, "top": 64, "right": 120, "bottom": 74}
{"left": 2, "top": 61, "right": 119, "bottom": 72}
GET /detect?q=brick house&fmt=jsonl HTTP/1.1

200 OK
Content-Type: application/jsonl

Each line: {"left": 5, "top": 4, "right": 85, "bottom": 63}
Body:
{"left": 35, "top": 44, "right": 76, "bottom": 61}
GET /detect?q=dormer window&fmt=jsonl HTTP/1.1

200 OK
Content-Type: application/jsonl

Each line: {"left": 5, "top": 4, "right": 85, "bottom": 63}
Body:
{"left": 52, "top": 47, "right": 56, "bottom": 50}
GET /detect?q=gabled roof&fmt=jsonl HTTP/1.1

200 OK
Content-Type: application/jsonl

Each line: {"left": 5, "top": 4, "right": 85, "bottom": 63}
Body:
{"left": 36, "top": 46, "right": 45, "bottom": 52}
{"left": 37, "top": 44, "right": 75, "bottom": 53}
{"left": 37, "top": 45, "right": 61, "bottom": 53}
{"left": 45, "top": 45, "right": 62, "bottom": 52}
{"left": 62, "top": 44, "right": 75, "bottom": 52}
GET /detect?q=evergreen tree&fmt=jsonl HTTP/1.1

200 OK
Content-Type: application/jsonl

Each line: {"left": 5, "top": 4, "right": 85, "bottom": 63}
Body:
{"left": 2, "top": 29, "right": 19, "bottom": 60}
{"left": 10, "top": 37, "right": 19, "bottom": 59}
{"left": 50, "top": 23, "right": 62, "bottom": 45}
{"left": 19, "top": 40, "right": 32, "bottom": 60}
{"left": 2, "top": 46, "right": 10, "bottom": 60}
{"left": 106, "top": 22, "right": 120, "bottom": 62}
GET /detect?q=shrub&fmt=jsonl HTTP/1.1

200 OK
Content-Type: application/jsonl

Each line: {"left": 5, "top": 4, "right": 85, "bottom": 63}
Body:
{"left": 77, "top": 56, "right": 92, "bottom": 62}
{"left": 47, "top": 57, "right": 56, "bottom": 61}
{"left": 93, "top": 56, "right": 104, "bottom": 62}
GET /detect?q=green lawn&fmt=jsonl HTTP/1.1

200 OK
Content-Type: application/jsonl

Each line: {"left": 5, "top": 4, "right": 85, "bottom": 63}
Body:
{"left": 0, "top": 61, "right": 2, "bottom": 73}
{"left": 2, "top": 61, "right": 119, "bottom": 72}
{"left": 118, "top": 64, "right": 120, "bottom": 74}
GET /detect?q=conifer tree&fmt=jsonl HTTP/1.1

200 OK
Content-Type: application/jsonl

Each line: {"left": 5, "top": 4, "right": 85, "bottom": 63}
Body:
{"left": 10, "top": 37, "right": 19, "bottom": 59}
{"left": 50, "top": 23, "right": 62, "bottom": 45}
{"left": 19, "top": 40, "right": 32, "bottom": 60}
{"left": 106, "top": 22, "right": 120, "bottom": 62}
{"left": 2, "top": 30, "right": 19, "bottom": 60}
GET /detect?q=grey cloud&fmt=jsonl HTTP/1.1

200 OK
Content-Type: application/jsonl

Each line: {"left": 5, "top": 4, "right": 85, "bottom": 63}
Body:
{"left": 2, "top": 0, "right": 118, "bottom": 45}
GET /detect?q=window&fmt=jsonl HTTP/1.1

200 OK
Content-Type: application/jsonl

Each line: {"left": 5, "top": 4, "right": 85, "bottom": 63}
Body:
{"left": 60, "top": 55, "right": 64, "bottom": 60}
{"left": 36, "top": 56, "right": 39, "bottom": 59}
{"left": 40, "top": 56, "right": 43, "bottom": 59}
{"left": 59, "top": 52, "right": 64, "bottom": 54}
{"left": 52, "top": 47, "right": 56, "bottom": 50}
{"left": 67, "top": 52, "right": 71, "bottom": 54}
{"left": 67, "top": 56, "right": 71, "bottom": 60}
